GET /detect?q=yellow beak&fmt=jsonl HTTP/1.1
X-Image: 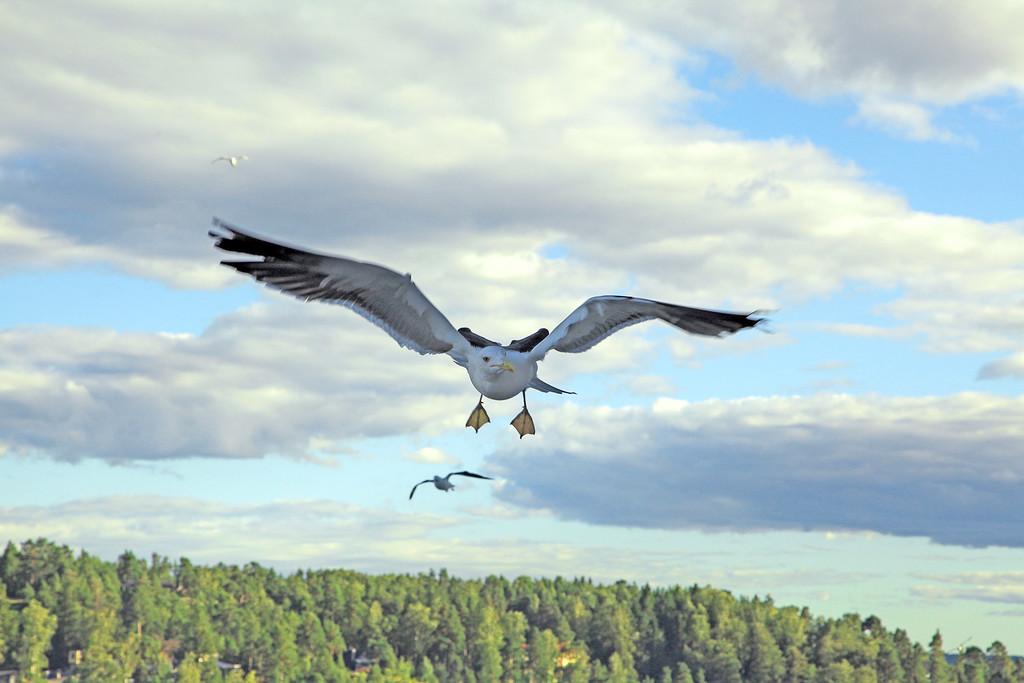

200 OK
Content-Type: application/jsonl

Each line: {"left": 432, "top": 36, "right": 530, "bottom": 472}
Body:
{"left": 499, "top": 360, "right": 516, "bottom": 372}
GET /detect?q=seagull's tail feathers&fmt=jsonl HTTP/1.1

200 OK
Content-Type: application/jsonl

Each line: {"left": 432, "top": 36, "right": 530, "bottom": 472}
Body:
{"left": 529, "top": 377, "right": 575, "bottom": 395}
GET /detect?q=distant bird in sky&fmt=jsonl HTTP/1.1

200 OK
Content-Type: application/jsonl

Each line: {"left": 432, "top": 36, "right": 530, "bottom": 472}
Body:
{"left": 209, "top": 218, "right": 765, "bottom": 437}
{"left": 212, "top": 155, "right": 249, "bottom": 166}
{"left": 409, "top": 471, "right": 494, "bottom": 499}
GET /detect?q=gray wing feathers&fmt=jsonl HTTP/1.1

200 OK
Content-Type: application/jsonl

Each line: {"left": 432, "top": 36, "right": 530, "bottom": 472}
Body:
{"left": 409, "top": 480, "right": 431, "bottom": 499}
{"left": 450, "top": 471, "right": 493, "bottom": 480}
{"left": 210, "top": 219, "right": 467, "bottom": 356}
{"left": 532, "top": 295, "right": 763, "bottom": 358}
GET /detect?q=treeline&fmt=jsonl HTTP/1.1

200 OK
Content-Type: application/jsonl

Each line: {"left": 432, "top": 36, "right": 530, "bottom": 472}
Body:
{"left": 0, "top": 539, "right": 1019, "bottom": 683}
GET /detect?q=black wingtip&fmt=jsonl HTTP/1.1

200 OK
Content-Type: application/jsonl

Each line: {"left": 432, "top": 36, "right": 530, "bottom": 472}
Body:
{"left": 209, "top": 216, "right": 237, "bottom": 235}
{"left": 208, "top": 219, "right": 320, "bottom": 262}
{"left": 209, "top": 217, "right": 233, "bottom": 242}
{"left": 208, "top": 217, "right": 249, "bottom": 252}
{"left": 749, "top": 310, "right": 775, "bottom": 334}
{"left": 453, "top": 471, "right": 494, "bottom": 480}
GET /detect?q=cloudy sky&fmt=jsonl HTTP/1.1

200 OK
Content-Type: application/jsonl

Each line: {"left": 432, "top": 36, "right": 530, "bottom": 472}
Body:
{"left": 3, "top": 0, "right": 1024, "bottom": 654}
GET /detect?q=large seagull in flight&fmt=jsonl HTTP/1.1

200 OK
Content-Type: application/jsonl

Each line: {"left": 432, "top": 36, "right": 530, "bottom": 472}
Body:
{"left": 209, "top": 218, "right": 765, "bottom": 437}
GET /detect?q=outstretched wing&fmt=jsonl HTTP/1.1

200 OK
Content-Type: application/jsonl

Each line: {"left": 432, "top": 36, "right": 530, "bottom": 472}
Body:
{"left": 450, "top": 471, "right": 493, "bottom": 480}
{"left": 530, "top": 295, "right": 764, "bottom": 359}
{"left": 210, "top": 218, "right": 471, "bottom": 356}
{"left": 409, "top": 480, "right": 432, "bottom": 499}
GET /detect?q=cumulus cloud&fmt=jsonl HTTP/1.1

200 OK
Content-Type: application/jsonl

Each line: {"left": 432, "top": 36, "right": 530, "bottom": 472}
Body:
{"left": 978, "top": 351, "right": 1024, "bottom": 380}
{"left": 0, "top": 495, "right": 467, "bottom": 573}
{"left": 1, "top": 493, "right": 994, "bottom": 615}
{"left": 489, "top": 393, "right": 1024, "bottom": 548}
{"left": 851, "top": 98, "right": 969, "bottom": 143}
{"left": 2, "top": 0, "right": 1023, "bottom": 474}
{"left": 405, "top": 447, "right": 458, "bottom": 465}
{"left": 0, "top": 494, "right": 721, "bottom": 582}
{"left": 2, "top": 0, "right": 1023, "bottom": 360}
{"left": 0, "top": 303, "right": 475, "bottom": 462}
{"left": 0, "top": 494, "right": 919, "bottom": 597}
{"left": 0, "top": 208, "right": 227, "bottom": 287}
{"left": 608, "top": 0, "right": 1024, "bottom": 103}
{"left": 0, "top": 261, "right": 718, "bottom": 463}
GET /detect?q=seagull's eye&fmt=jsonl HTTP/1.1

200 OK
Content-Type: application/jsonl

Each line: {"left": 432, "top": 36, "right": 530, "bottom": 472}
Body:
{"left": 482, "top": 356, "right": 491, "bottom": 362}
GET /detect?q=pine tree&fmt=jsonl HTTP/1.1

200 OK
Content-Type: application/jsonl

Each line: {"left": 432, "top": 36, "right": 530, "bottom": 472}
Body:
{"left": 606, "top": 652, "right": 637, "bottom": 683}
{"left": 741, "top": 619, "right": 785, "bottom": 683}
{"left": 501, "top": 609, "right": 529, "bottom": 682}
{"left": 528, "top": 627, "right": 560, "bottom": 683}
{"left": 675, "top": 661, "right": 695, "bottom": 683}
{"left": 986, "top": 642, "right": 1015, "bottom": 683}
{"left": 395, "top": 601, "right": 437, "bottom": 666}
{"left": 704, "top": 640, "right": 742, "bottom": 683}
{"left": 470, "top": 603, "right": 503, "bottom": 682}
{"left": 928, "top": 632, "right": 952, "bottom": 683}
{"left": 874, "top": 635, "right": 904, "bottom": 683}
{"left": 418, "top": 656, "right": 441, "bottom": 683}
{"left": 176, "top": 654, "right": 202, "bottom": 683}
{"left": 0, "top": 588, "right": 13, "bottom": 667}
{"left": 11, "top": 600, "right": 57, "bottom": 682}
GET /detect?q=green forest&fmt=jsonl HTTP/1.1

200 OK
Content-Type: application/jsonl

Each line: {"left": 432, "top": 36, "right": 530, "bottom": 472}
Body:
{"left": 0, "top": 539, "right": 1018, "bottom": 683}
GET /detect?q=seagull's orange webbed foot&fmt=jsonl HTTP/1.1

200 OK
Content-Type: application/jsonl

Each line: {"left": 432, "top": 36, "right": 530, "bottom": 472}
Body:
{"left": 466, "top": 396, "right": 490, "bottom": 432}
{"left": 510, "top": 391, "right": 535, "bottom": 438}
{"left": 510, "top": 409, "right": 535, "bottom": 438}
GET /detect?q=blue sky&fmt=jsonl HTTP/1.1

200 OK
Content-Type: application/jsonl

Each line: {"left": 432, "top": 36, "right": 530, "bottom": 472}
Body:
{"left": 2, "top": 0, "right": 1024, "bottom": 655}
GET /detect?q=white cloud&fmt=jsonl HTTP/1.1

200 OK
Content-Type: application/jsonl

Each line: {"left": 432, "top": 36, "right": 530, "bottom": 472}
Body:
{"left": 851, "top": 98, "right": 970, "bottom": 144}
{"left": 813, "top": 322, "right": 915, "bottom": 340}
{"left": 1, "top": 0, "right": 1023, "bottom": 360}
{"left": 0, "top": 495, "right": 464, "bottom": 573}
{"left": 489, "top": 392, "right": 1024, "bottom": 548}
{"left": 978, "top": 351, "right": 1024, "bottom": 380}
{"left": 0, "top": 494, "right": 929, "bottom": 595}
{"left": 912, "top": 571, "right": 1024, "bottom": 605}
{"left": 607, "top": 0, "right": 1024, "bottom": 104}
{"left": 1, "top": 0, "right": 1023, "bottom": 478}
{"left": 405, "top": 447, "right": 457, "bottom": 465}
{"left": 0, "top": 494, "right": 715, "bottom": 581}
{"left": 0, "top": 304, "right": 475, "bottom": 462}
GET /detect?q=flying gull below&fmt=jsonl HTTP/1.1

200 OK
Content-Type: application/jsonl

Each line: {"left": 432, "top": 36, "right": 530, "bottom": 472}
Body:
{"left": 213, "top": 155, "right": 249, "bottom": 166}
{"left": 209, "top": 217, "right": 766, "bottom": 437}
{"left": 409, "top": 471, "right": 494, "bottom": 499}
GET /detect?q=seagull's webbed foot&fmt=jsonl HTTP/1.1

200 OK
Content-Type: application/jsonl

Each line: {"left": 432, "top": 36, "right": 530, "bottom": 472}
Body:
{"left": 466, "top": 396, "right": 490, "bottom": 433}
{"left": 510, "top": 391, "right": 535, "bottom": 439}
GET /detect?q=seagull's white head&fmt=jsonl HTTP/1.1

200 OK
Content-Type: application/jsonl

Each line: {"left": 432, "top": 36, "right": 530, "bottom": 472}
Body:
{"left": 476, "top": 346, "right": 515, "bottom": 377}
{"left": 466, "top": 345, "right": 536, "bottom": 401}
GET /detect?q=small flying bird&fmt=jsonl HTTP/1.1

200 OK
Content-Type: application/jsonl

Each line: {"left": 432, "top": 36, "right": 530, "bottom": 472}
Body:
{"left": 209, "top": 218, "right": 766, "bottom": 437}
{"left": 409, "top": 471, "right": 494, "bottom": 499}
{"left": 212, "top": 155, "right": 249, "bottom": 166}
